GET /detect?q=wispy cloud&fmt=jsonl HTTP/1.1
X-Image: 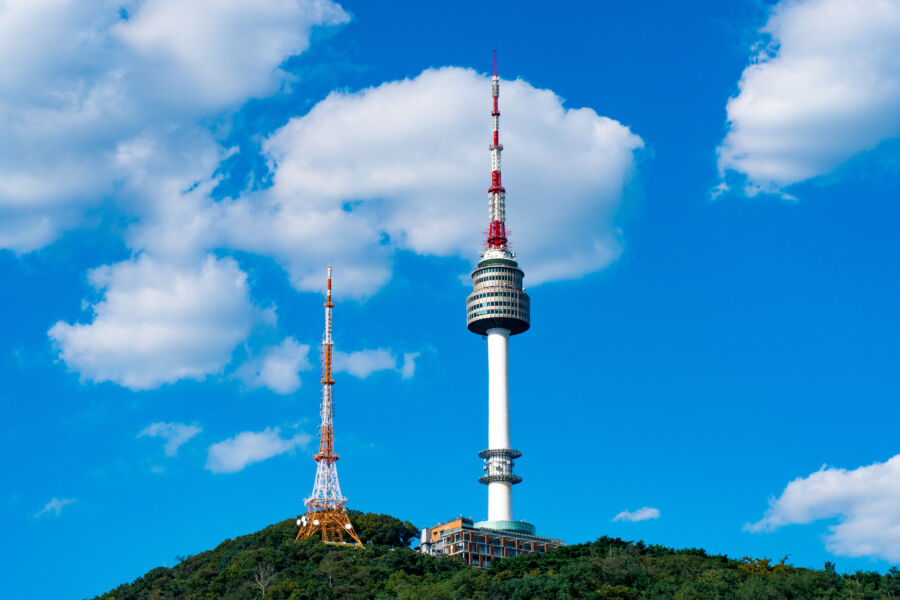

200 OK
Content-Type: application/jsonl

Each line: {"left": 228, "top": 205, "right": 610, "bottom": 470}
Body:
{"left": 612, "top": 507, "right": 661, "bottom": 522}
{"left": 333, "top": 348, "right": 396, "bottom": 378}
{"left": 399, "top": 352, "right": 419, "bottom": 380}
{"left": 333, "top": 348, "right": 420, "bottom": 379}
{"left": 138, "top": 422, "right": 202, "bottom": 457}
{"left": 746, "top": 454, "right": 900, "bottom": 562}
{"left": 205, "top": 427, "right": 310, "bottom": 474}
{"left": 34, "top": 497, "right": 76, "bottom": 518}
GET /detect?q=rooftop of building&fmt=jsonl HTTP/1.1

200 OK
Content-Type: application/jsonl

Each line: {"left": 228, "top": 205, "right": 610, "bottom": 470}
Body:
{"left": 422, "top": 516, "right": 565, "bottom": 546}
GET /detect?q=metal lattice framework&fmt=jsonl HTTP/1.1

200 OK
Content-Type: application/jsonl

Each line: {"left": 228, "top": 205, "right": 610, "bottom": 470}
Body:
{"left": 296, "top": 267, "right": 362, "bottom": 545}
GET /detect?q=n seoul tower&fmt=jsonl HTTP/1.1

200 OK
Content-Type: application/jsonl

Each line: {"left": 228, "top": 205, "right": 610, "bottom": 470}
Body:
{"left": 465, "top": 52, "right": 532, "bottom": 532}
{"left": 419, "top": 55, "right": 562, "bottom": 564}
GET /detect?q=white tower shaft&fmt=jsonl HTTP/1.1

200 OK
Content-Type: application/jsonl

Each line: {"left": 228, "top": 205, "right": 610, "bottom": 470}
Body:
{"left": 487, "top": 327, "right": 512, "bottom": 521}
{"left": 487, "top": 328, "right": 511, "bottom": 449}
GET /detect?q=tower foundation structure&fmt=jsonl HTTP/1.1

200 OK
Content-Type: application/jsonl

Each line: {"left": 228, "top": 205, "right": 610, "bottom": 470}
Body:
{"left": 419, "top": 517, "right": 563, "bottom": 569}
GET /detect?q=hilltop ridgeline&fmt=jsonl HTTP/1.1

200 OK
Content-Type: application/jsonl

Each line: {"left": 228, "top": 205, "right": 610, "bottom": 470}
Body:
{"left": 96, "top": 511, "right": 899, "bottom": 600}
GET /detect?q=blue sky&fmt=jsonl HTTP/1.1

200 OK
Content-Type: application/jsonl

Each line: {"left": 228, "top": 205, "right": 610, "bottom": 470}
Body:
{"left": 3, "top": 0, "right": 900, "bottom": 598}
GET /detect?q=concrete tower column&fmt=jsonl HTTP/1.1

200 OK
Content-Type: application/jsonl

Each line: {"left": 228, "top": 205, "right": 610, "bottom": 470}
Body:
{"left": 488, "top": 481, "right": 513, "bottom": 522}
{"left": 487, "top": 328, "right": 511, "bottom": 449}
{"left": 487, "top": 327, "right": 512, "bottom": 521}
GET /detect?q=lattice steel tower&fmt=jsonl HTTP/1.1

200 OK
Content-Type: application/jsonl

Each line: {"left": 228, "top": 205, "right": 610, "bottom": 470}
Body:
{"left": 295, "top": 267, "right": 362, "bottom": 545}
{"left": 465, "top": 53, "right": 534, "bottom": 535}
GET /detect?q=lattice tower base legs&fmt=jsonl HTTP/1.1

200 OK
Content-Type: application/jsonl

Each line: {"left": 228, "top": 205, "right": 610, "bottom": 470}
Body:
{"left": 295, "top": 508, "right": 362, "bottom": 545}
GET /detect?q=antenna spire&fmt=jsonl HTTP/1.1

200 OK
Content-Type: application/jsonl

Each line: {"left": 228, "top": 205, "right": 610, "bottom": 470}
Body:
{"left": 487, "top": 51, "right": 507, "bottom": 249}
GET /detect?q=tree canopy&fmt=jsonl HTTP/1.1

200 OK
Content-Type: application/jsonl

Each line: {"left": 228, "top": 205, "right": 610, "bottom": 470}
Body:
{"left": 95, "top": 513, "right": 900, "bottom": 600}
{"left": 346, "top": 510, "right": 418, "bottom": 547}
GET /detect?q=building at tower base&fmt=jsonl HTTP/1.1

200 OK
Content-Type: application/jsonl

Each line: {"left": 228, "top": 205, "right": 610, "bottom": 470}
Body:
{"left": 419, "top": 518, "right": 564, "bottom": 568}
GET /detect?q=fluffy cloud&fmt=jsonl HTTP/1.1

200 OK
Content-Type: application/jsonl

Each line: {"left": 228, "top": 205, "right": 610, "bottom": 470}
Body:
{"left": 48, "top": 255, "right": 259, "bottom": 390}
{"left": 114, "top": 0, "right": 349, "bottom": 110}
{"left": 34, "top": 497, "right": 76, "bottom": 518}
{"left": 238, "top": 337, "right": 312, "bottom": 394}
{"left": 0, "top": 0, "right": 348, "bottom": 252}
{"left": 240, "top": 67, "right": 644, "bottom": 290}
{"left": 206, "top": 427, "right": 310, "bottom": 473}
{"left": 718, "top": 0, "right": 900, "bottom": 193}
{"left": 138, "top": 422, "right": 202, "bottom": 456}
{"left": 38, "top": 55, "right": 639, "bottom": 388}
{"left": 612, "top": 507, "right": 661, "bottom": 522}
{"left": 128, "top": 68, "right": 643, "bottom": 298}
{"left": 746, "top": 454, "right": 900, "bottom": 562}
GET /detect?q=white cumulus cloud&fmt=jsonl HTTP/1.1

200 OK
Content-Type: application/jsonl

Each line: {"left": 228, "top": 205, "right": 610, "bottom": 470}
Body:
{"left": 128, "top": 68, "right": 643, "bottom": 299}
{"left": 206, "top": 427, "right": 310, "bottom": 473}
{"left": 238, "top": 337, "right": 311, "bottom": 394}
{"left": 114, "top": 0, "right": 349, "bottom": 110}
{"left": 40, "top": 62, "right": 639, "bottom": 388}
{"left": 745, "top": 454, "right": 900, "bottom": 562}
{"left": 718, "top": 0, "right": 900, "bottom": 194}
{"left": 612, "top": 507, "right": 661, "bottom": 522}
{"left": 235, "top": 67, "right": 644, "bottom": 292}
{"left": 48, "top": 254, "right": 259, "bottom": 390}
{"left": 34, "top": 497, "right": 76, "bottom": 518}
{"left": 0, "top": 0, "right": 348, "bottom": 252}
{"left": 138, "top": 422, "right": 202, "bottom": 457}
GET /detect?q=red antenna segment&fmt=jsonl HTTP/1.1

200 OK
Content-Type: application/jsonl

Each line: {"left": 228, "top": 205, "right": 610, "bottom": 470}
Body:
{"left": 486, "top": 50, "right": 507, "bottom": 249}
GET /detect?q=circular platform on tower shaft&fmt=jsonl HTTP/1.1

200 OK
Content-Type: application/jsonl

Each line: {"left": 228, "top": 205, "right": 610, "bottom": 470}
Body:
{"left": 466, "top": 252, "right": 530, "bottom": 335}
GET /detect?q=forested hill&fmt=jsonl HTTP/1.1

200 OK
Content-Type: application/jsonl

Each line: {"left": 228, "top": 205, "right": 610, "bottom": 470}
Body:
{"left": 96, "top": 512, "right": 899, "bottom": 600}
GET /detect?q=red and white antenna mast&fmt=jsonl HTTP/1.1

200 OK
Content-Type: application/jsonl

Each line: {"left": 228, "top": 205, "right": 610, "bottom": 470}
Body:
{"left": 295, "top": 267, "right": 362, "bottom": 545}
{"left": 487, "top": 49, "right": 508, "bottom": 249}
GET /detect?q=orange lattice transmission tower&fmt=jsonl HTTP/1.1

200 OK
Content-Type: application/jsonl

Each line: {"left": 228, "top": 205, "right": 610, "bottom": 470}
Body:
{"left": 295, "top": 267, "right": 362, "bottom": 545}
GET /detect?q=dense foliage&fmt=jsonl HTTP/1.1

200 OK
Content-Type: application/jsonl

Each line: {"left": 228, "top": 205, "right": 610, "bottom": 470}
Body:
{"left": 96, "top": 515, "right": 900, "bottom": 600}
{"left": 346, "top": 510, "right": 418, "bottom": 547}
